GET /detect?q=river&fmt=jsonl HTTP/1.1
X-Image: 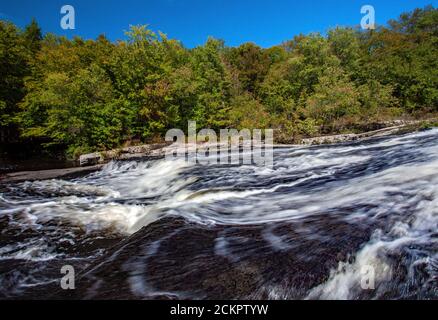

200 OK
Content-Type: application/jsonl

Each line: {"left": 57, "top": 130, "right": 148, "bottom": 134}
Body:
{"left": 0, "top": 129, "right": 437, "bottom": 299}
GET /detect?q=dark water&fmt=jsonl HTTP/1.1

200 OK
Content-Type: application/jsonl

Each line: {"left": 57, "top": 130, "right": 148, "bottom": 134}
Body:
{"left": 0, "top": 129, "right": 437, "bottom": 299}
{"left": 0, "top": 157, "right": 76, "bottom": 174}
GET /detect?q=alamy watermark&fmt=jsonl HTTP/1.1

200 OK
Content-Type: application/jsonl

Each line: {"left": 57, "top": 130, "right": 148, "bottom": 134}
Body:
{"left": 57, "top": 5, "right": 376, "bottom": 37}
{"left": 361, "top": 5, "right": 376, "bottom": 30}
{"left": 164, "top": 121, "right": 274, "bottom": 167}
{"left": 60, "top": 5, "right": 75, "bottom": 30}
{"left": 60, "top": 265, "right": 75, "bottom": 290}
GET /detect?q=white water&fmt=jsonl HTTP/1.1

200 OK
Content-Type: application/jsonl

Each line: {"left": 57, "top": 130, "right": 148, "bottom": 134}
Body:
{"left": 0, "top": 129, "right": 437, "bottom": 299}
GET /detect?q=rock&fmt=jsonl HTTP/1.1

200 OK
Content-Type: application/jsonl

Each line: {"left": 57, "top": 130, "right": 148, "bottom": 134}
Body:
{"left": 78, "top": 143, "right": 172, "bottom": 164}
{"left": 79, "top": 152, "right": 103, "bottom": 167}
{"left": 51, "top": 215, "right": 374, "bottom": 300}
{"left": 0, "top": 165, "right": 103, "bottom": 184}
{"left": 120, "top": 145, "right": 151, "bottom": 154}
{"left": 119, "top": 143, "right": 170, "bottom": 155}
{"left": 301, "top": 133, "right": 357, "bottom": 145}
{"left": 300, "top": 122, "right": 425, "bottom": 146}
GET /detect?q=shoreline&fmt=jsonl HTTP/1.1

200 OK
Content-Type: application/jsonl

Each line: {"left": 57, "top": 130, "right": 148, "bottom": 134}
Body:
{"left": 299, "top": 122, "right": 422, "bottom": 146}
{"left": 0, "top": 165, "right": 104, "bottom": 184}
{"left": 1, "top": 120, "right": 436, "bottom": 184}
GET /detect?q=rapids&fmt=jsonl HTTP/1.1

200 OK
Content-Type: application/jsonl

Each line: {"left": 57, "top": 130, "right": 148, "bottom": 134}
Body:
{"left": 0, "top": 129, "right": 437, "bottom": 299}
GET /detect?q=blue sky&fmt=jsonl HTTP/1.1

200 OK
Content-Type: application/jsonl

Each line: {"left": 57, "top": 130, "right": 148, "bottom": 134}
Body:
{"left": 0, "top": 0, "right": 436, "bottom": 47}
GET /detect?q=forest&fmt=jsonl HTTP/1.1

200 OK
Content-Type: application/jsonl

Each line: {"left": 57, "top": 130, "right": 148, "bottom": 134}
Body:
{"left": 0, "top": 5, "right": 437, "bottom": 159}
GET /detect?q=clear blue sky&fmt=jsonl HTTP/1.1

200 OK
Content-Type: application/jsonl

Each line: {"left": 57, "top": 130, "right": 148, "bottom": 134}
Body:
{"left": 1, "top": 0, "right": 436, "bottom": 47}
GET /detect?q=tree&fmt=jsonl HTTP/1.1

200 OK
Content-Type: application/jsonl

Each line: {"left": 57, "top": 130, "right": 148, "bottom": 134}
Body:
{"left": 4, "top": 6, "right": 438, "bottom": 159}
{"left": 328, "top": 27, "right": 363, "bottom": 80}
{"left": 388, "top": 5, "right": 438, "bottom": 36}
{"left": 364, "top": 20, "right": 438, "bottom": 111}
{"left": 0, "top": 21, "right": 29, "bottom": 143}
{"left": 189, "top": 37, "right": 232, "bottom": 129}
{"left": 305, "top": 67, "right": 361, "bottom": 131}
{"left": 20, "top": 65, "right": 119, "bottom": 157}
{"left": 225, "top": 42, "right": 270, "bottom": 95}
{"left": 228, "top": 93, "right": 270, "bottom": 131}
{"left": 24, "top": 18, "right": 42, "bottom": 53}
{"left": 260, "top": 55, "right": 305, "bottom": 114}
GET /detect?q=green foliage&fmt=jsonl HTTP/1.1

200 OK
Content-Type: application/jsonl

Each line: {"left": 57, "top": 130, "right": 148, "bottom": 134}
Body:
{"left": 20, "top": 65, "right": 121, "bottom": 156}
{"left": 1, "top": 6, "right": 437, "bottom": 156}
{"left": 357, "top": 80, "right": 398, "bottom": 119}
{"left": 0, "top": 19, "right": 40, "bottom": 144}
{"left": 363, "top": 6, "right": 438, "bottom": 112}
{"left": 305, "top": 67, "right": 361, "bottom": 130}
{"left": 328, "top": 27, "right": 363, "bottom": 79}
{"left": 225, "top": 42, "right": 270, "bottom": 94}
{"left": 24, "top": 18, "right": 42, "bottom": 53}
{"left": 189, "top": 38, "right": 232, "bottom": 129}
{"left": 228, "top": 94, "right": 270, "bottom": 130}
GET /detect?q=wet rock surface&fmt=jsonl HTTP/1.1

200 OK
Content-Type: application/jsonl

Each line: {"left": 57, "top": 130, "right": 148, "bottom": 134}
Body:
{"left": 0, "top": 165, "right": 103, "bottom": 184}
{"left": 53, "top": 215, "right": 375, "bottom": 300}
{"left": 0, "top": 214, "right": 124, "bottom": 299}
{"left": 1, "top": 129, "right": 437, "bottom": 300}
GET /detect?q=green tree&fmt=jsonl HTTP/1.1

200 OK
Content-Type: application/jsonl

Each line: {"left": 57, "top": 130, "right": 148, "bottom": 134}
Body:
{"left": 305, "top": 67, "right": 361, "bottom": 132}
{"left": 4, "top": 6, "right": 438, "bottom": 159}
{"left": 225, "top": 42, "right": 270, "bottom": 95}
{"left": 0, "top": 21, "right": 29, "bottom": 143}
{"left": 328, "top": 27, "right": 363, "bottom": 80}
{"left": 189, "top": 38, "right": 232, "bottom": 129}
{"left": 24, "top": 18, "right": 42, "bottom": 53}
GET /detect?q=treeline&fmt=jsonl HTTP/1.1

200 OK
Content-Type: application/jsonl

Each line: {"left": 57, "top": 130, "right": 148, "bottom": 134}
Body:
{"left": 1, "top": 6, "right": 437, "bottom": 158}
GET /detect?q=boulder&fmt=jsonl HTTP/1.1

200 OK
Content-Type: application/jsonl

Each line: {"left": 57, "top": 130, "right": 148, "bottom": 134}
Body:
{"left": 79, "top": 152, "right": 103, "bottom": 167}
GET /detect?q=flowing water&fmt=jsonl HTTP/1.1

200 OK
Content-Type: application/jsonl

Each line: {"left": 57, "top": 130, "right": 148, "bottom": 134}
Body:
{"left": 0, "top": 129, "right": 437, "bottom": 299}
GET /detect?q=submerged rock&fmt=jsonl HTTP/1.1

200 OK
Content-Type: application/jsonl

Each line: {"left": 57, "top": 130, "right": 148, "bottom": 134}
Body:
{"left": 54, "top": 215, "right": 375, "bottom": 300}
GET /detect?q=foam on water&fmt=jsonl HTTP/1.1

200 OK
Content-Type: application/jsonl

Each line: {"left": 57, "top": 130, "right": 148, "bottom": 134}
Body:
{"left": 0, "top": 128, "right": 437, "bottom": 298}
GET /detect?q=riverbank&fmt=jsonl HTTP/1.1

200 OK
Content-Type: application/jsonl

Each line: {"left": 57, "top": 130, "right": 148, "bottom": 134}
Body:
{"left": 299, "top": 120, "right": 427, "bottom": 145}
{"left": 1, "top": 119, "right": 436, "bottom": 184}
{"left": 77, "top": 119, "right": 437, "bottom": 165}
{"left": 0, "top": 165, "right": 103, "bottom": 183}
